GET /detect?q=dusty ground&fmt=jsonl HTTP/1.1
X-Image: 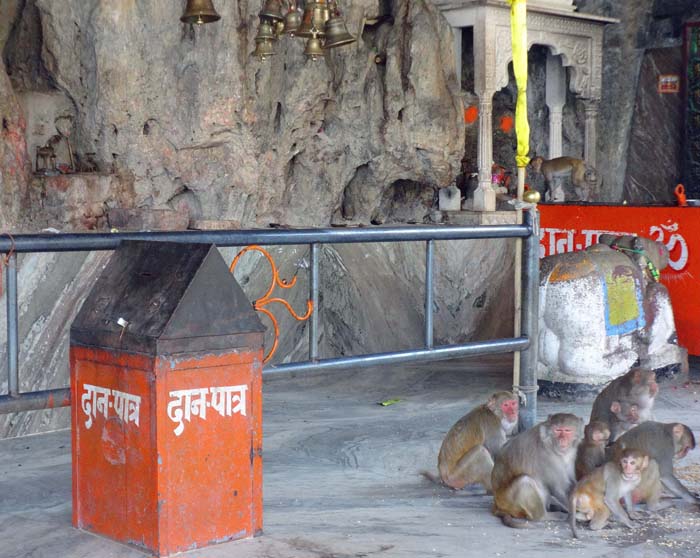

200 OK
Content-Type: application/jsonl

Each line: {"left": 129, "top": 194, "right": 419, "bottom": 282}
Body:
{"left": 1, "top": 355, "right": 700, "bottom": 558}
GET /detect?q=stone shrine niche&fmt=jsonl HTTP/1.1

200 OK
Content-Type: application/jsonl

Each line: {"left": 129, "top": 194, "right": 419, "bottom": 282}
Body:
{"left": 434, "top": 0, "right": 616, "bottom": 210}
{"left": 19, "top": 91, "right": 76, "bottom": 174}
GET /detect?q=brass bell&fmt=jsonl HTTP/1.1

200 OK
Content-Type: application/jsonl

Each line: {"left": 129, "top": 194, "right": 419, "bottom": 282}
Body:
{"left": 283, "top": 5, "right": 302, "bottom": 35}
{"left": 259, "top": 0, "right": 285, "bottom": 23}
{"left": 254, "top": 20, "right": 276, "bottom": 42}
{"left": 297, "top": 0, "right": 329, "bottom": 38}
{"left": 304, "top": 32, "right": 325, "bottom": 61}
{"left": 253, "top": 38, "right": 276, "bottom": 60}
{"left": 323, "top": 14, "right": 355, "bottom": 49}
{"left": 180, "top": 0, "right": 221, "bottom": 24}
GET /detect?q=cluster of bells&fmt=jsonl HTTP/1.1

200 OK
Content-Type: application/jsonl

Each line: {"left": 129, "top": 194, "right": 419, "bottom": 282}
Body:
{"left": 252, "top": 0, "right": 356, "bottom": 61}
{"left": 180, "top": 0, "right": 355, "bottom": 61}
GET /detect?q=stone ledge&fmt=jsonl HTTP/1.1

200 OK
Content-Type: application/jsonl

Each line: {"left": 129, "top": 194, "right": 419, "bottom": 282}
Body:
{"left": 443, "top": 210, "right": 518, "bottom": 225}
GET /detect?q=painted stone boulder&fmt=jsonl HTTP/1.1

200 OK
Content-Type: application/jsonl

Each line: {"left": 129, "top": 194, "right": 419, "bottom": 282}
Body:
{"left": 538, "top": 234, "right": 685, "bottom": 390}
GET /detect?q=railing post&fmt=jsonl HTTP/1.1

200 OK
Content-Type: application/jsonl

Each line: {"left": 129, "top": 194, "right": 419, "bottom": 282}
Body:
{"left": 6, "top": 252, "right": 19, "bottom": 397}
{"left": 309, "top": 243, "right": 320, "bottom": 361}
{"left": 424, "top": 240, "right": 434, "bottom": 349}
{"left": 518, "top": 207, "right": 539, "bottom": 430}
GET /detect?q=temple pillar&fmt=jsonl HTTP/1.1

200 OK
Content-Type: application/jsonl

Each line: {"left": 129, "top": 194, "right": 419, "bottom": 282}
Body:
{"left": 583, "top": 99, "right": 600, "bottom": 167}
{"left": 474, "top": 93, "right": 496, "bottom": 211}
{"left": 545, "top": 52, "right": 566, "bottom": 159}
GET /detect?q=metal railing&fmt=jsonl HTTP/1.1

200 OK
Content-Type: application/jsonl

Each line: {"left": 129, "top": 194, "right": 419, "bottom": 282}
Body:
{"left": 0, "top": 209, "right": 540, "bottom": 428}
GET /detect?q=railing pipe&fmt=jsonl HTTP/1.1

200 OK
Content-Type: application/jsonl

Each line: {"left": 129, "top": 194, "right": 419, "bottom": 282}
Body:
{"left": 0, "top": 225, "right": 530, "bottom": 253}
{"left": 6, "top": 252, "right": 19, "bottom": 397}
{"left": 309, "top": 243, "right": 320, "bottom": 361}
{"left": 424, "top": 240, "right": 434, "bottom": 349}
{"left": 0, "top": 388, "right": 70, "bottom": 414}
{"left": 518, "top": 208, "right": 540, "bottom": 430}
{"left": 268, "top": 337, "right": 529, "bottom": 375}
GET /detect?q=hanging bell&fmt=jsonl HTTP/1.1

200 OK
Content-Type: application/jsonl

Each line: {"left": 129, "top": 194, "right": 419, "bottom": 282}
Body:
{"left": 296, "top": 2, "right": 317, "bottom": 38}
{"left": 297, "top": 0, "right": 329, "bottom": 38}
{"left": 323, "top": 14, "right": 355, "bottom": 49}
{"left": 253, "top": 38, "right": 276, "bottom": 60}
{"left": 254, "top": 20, "right": 276, "bottom": 42}
{"left": 283, "top": 5, "right": 302, "bottom": 35}
{"left": 304, "top": 32, "right": 325, "bottom": 61}
{"left": 180, "top": 0, "right": 221, "bottom": 24}
{"left": 259, "top": 0, "right": 285, "bottom": 23}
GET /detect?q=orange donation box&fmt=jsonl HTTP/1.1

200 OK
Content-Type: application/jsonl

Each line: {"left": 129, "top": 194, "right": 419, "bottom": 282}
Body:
{"left": 70, "top": 240, "right": 265, "bottom": 557}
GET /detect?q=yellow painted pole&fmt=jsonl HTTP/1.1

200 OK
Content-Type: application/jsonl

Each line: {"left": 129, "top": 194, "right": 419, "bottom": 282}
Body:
{"left": 508, "top": 0, "right": 530, "bottom": 396}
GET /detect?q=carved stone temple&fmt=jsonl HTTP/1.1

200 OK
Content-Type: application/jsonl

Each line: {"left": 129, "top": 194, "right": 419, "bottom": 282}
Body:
{"left": 434, "top": 0, "right": 617, "bottom": 210}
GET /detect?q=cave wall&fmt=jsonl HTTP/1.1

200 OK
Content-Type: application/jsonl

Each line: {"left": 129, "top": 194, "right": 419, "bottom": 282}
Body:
{"left": 575, "top": 0, "right": 700, "bottom": 202}
{"left": 1, "top": 0, "right": 697, "bottom": 438}
{"left": 0, "top": 0, "right": 519, "bottom": 439}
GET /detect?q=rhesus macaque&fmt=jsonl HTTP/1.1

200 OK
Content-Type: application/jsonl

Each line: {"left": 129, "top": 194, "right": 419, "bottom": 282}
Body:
{"left": 575, "top": 421, "right": 611, "bottom": 480}
{"left": 528, "top": 156, "right": 597, "bottom": 201}
{"left": 569, "top": 448, "right": 649, "bottom": 537}
{"left": 590, "top": 368, "right": 658, "bottom": 436}
{"left": 629, "top": 458, "right": 669, "bottom": 514}
{"left": 422, "top": 392, "right": 518, "bottom": 491}
{"left": 609, "top": 400, "right": 641, "bottom": 442}
{"left": 612, "top": 422, "right": 699, "bottom": 503}
{"left": 491, "top": 413, "right": 583, "bottom": 527}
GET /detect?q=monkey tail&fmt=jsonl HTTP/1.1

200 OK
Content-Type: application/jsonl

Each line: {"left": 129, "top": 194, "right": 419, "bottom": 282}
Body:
{"left": 500, "top": 515, "right": 537, "bottom": 529}
{"left": 419, "top": 470, "right": 445, "bottom": 486}
{"left": 569, "top": 491, "right": 579, "bottom": 539}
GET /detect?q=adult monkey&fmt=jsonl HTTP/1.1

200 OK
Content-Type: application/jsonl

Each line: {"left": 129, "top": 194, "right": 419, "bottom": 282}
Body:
{"left": 528, "top": 156, "right": 597, "bottom": 201}
{"left": 608, "top": 400, "right": 641, "bottom": 442}
{"left": 492, "top": 413, "right": 584, "bottom": 527}
{"left": 590, "top": 368, "right": 658, "bottom": 437}
{"left": 422, "top": 391, "right": 518, "bottom": 491}
{"left": 611, "top": 421, "right": 700, "bottom": 504}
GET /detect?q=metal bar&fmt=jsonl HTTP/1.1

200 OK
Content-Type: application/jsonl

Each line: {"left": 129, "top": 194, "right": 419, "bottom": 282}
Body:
{"left": 309, "top": 243, "right": 320, "bottom": 361}
{"left": 6, "top": 252, "right": 19, "bottom": 397}
{"left": 265, "top": 337, "right": 530, "bottom": 375}
{"left": 0, "top": 225, "right": 530, "bottom": 253}
{"left": 0, "top": 388, "right": 71, "bottom": 414}
{"left": 424, "top": 240, "right": 434, "bottom": 349}
{"left": 518, "top": 208, "right": 540, "bottom": 430}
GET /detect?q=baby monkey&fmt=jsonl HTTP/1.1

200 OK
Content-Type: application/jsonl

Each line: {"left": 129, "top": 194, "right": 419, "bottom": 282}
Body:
{"left": 569, "top": 448, "right": 649, "bottom": 538}
{"left": 575, "top": 421, "right": 611, "bottom": 480}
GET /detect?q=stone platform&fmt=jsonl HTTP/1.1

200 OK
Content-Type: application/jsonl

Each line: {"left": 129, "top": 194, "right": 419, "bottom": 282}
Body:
{"left": 2, "top": 355, "right": 700, "bottom": 558}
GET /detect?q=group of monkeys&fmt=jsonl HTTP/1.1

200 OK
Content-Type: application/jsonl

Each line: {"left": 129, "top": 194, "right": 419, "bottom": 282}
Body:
{"left": 422, "top": 368, "right": 698, "bottom": 537}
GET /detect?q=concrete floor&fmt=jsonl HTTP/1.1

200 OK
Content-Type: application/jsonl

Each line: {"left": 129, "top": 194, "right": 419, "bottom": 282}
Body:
{"left": 2, "top": 355, "right": 700, "bottom": 558}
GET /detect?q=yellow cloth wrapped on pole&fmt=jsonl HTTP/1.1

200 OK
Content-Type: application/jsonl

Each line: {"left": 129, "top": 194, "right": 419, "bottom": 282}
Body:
{"left": 508, "top": 0, "right": 530, "bottom": 397}
{"left": 509, "top": 0, "right": 529, "bottom": 169}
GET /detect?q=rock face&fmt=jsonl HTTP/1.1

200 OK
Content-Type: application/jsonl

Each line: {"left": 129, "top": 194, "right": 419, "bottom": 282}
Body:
{"left": 8, "top": 0, "right": 464, "bottom": 227}
{"left": 0, "top": 0, "right": 524, "bottom": 439}
{"left": 624, "top": 47, "right": 683, "bottom": 204}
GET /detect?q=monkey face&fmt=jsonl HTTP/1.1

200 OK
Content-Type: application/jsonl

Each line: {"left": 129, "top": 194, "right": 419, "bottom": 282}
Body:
{"left": 585, "top": 421, "right": 610, "bottom": 445}
{"left": 552, "top": 425, "right": 576, "bottom": 451}
{"left": 592, "top": 428, "right": 610, "bottom": 445}
{"left": 500, "top": 398, "right": 518, "bottom": 422}
{"left": 610, "top": 401, "right": 640, "bottom": 425}
{"left": 620, "top": 451, "right": 647, "bottom": 481}
{"left": 628, "top": 369, "right": 658, "bottom": 403}
{"left": 529, "top": 157, "right": 543, "bottom": 173}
